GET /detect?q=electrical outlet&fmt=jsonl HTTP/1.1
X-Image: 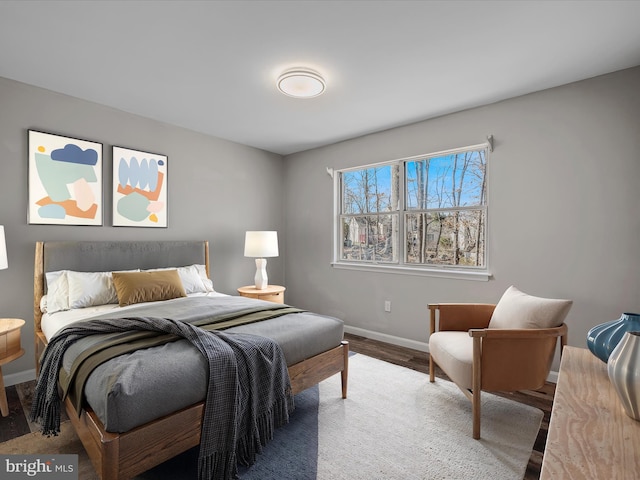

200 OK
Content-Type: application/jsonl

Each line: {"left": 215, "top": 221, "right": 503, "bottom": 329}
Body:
{"left": 384, "top": 300, "right": 391, "bottom": 312}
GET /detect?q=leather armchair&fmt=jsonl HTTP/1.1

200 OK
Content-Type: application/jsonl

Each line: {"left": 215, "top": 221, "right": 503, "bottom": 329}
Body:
{"left": 428, "top": 301, "right": 568, "bottom": 440}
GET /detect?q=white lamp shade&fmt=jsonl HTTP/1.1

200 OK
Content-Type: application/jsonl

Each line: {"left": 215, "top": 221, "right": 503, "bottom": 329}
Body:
{"left": 0, "top": 226, "right": 7, "bottom": 270}
{"left": 244, "top": 231, "right": 279, "bottom": 258}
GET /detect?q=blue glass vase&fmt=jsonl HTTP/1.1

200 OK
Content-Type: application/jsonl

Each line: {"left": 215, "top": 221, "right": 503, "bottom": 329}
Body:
{"left": 587, "top": 312, "right": 640, "bottom": 363}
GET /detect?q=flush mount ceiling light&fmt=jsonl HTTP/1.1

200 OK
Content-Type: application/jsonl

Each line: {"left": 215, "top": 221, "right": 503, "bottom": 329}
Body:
{"left": 277, "top": 68, "right": 326, "bottom": 98}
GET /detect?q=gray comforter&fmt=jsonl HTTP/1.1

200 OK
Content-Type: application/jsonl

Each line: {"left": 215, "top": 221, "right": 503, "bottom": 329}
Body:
{"left": 50, "top": 295, "right": 344, "bottom": 432}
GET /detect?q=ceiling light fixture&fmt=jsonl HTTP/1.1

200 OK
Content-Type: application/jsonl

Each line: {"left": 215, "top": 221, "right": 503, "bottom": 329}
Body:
{"left": 277, "top": 68, "right": 326, "bottom": 98}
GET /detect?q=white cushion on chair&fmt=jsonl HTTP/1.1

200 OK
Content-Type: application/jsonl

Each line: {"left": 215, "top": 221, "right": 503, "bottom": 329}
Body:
{"left": 429, "top": 331, "right": 474, "bottom": 390}
{"left": 489, "top": 285, "right": 572, "bottom": 329}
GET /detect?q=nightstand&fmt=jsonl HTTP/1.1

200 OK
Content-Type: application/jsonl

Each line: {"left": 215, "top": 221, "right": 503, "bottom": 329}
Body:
{"left": 237, "top": 285, "right": 286, "bottom": 304}
{"left": 0, "top": 318, "right": 25, "bottom": 417}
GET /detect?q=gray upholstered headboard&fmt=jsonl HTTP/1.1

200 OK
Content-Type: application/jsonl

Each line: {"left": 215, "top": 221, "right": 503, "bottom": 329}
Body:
{"left": 33, "top": 240, "right": 210, "bottom": 333}
{"left": 42, "top": 241, "right": 208, "bottom": 274}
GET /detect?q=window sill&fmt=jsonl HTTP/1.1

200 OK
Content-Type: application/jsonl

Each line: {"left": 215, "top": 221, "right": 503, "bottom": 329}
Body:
{"left": 331, "top": 262, "right": 491, "bottom": 282}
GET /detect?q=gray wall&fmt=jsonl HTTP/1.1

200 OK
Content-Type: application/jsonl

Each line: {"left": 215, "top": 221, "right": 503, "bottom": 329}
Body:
{"left": 283, "top": 66, "right": 640, "bottom": 371}
{"left": 0, "top": 76, "right": 285, "bottom": 382}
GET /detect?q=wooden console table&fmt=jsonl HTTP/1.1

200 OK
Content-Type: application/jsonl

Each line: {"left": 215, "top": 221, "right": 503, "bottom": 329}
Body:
{"left": 540, "top": 346, "right": 640, "bottom": 479}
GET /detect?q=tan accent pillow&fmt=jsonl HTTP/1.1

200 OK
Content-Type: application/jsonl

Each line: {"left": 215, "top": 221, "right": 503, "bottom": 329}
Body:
{"left": 489, "top": 285, "right": 572, "bottom": 329}
{"left": 112, "top": 270, "right": 187, "bottom": 307}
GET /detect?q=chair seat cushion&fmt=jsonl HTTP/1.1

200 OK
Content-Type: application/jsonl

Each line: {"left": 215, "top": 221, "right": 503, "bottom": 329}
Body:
{"left": 489, "top": 285, "right": 572, "bottom": 329}
{"left": 429, "top": 331, "right": 473, "bottom": 390}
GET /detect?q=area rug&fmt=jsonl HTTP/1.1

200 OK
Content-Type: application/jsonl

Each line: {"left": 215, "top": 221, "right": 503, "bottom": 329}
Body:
{"left": 0, "top": 354, "right": 542, "bottom": 479}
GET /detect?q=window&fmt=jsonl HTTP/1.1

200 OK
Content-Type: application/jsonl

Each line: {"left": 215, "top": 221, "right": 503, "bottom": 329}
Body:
{"left": 336, "top": 144, "right": 488, "bottom": 276}
{"left": 340, "top": 164, "right": 400, "bottom": 263}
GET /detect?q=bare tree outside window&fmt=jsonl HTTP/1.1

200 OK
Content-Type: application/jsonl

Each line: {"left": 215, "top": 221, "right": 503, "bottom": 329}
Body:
{"left": 406, "top": 149, "right": 486, "bottom": 267}
{"left": 338, "top": 145, "right": 487, "bottom": 270}
{"left": 341, "top": 165, "right": 399, "bottom": 263}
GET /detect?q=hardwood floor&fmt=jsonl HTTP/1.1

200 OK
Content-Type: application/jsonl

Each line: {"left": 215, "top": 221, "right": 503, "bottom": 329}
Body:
{"left": 344, "top": 332, "right": 554, "bottom": 480}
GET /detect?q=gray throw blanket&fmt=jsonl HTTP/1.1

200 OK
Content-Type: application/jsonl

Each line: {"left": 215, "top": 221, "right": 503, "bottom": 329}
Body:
{"left": 30, "top": 316, "right": 293, "bottom": 480}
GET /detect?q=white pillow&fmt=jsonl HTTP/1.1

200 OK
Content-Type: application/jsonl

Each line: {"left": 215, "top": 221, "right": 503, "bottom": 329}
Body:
{"left": 176, "top": 265, "right": 207, "bottom": 294}
{"left": 44, "top": 269, "right": 141, "bottom": 312}
{"left": 489, "top": 285, "right": 572, "bottom": 329}
{"left": 194, "top": 264, "right": 215, "bottom": 292}
{"left": 45, "top": 270, "right": 70, "bottom": 314}
{"left": 67, "top": 271, "right": 119, "bottom": 309}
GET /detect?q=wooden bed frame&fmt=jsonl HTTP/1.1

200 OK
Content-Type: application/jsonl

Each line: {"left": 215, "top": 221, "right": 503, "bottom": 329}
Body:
{"left": 33, "top": 241, "right": 349, "bottom": 480}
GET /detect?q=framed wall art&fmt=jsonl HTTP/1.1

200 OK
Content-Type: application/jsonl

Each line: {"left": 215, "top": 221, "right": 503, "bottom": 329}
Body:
{"left": 112, "top": 146, "right": 168, "bottom": 227}
{"left": 28, "top": 130, "right": 103, "bottom": 225}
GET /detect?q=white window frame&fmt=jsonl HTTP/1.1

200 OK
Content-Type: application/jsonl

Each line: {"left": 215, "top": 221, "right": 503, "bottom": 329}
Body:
{"left": 331, "top": 143, "right": 491, "bottom": 281}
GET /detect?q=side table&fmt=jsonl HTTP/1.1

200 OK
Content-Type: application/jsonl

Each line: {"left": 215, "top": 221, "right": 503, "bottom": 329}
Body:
{"left": 0, "top": 318, "right": 25, "bottom": 417}
{"left": 237, "top": 285, "right": 286, "bottom": 304}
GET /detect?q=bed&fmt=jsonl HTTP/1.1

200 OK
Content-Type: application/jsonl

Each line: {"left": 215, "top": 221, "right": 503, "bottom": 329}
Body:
{"left": 33, "top": 240, "right": 349, "bottom": 480}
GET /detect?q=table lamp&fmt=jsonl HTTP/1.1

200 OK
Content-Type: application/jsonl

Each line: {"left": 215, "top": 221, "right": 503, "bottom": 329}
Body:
{"left": 244, "top": 231, "right": 278, "bottom": 289}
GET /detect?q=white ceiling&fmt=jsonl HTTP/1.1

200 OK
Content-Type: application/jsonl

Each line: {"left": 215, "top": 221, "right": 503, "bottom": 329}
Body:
{"left": 1, "top": 1, "right": 639, "bottom": 156}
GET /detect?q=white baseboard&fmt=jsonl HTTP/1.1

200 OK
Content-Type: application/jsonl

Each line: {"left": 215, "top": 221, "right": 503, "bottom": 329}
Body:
{"left": 344, "top": 325, "right": 559, "bottom": 384}
{"left": 3, "top": 368, "right": 37, "bottom": 387}
{"left": 344, "top": 325, "right": 429, "bottom": 352}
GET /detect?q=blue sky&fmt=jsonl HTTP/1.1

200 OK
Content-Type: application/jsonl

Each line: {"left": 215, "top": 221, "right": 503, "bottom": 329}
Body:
{"left": 343, "top": 149, "right": 486, "bottom": 213}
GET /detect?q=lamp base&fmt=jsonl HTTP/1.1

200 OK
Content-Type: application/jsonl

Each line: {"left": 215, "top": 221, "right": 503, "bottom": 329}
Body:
{"left": 254, "top": 258, "right": 268, "bottom": 289}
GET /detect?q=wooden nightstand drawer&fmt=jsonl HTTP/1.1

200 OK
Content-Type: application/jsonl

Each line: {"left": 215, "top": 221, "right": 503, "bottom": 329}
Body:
{"left": 258, "top": 292, "right": 284, "bottom": 304}
{"left": 237, "top": 285, "right": 286, "bottom": 304}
